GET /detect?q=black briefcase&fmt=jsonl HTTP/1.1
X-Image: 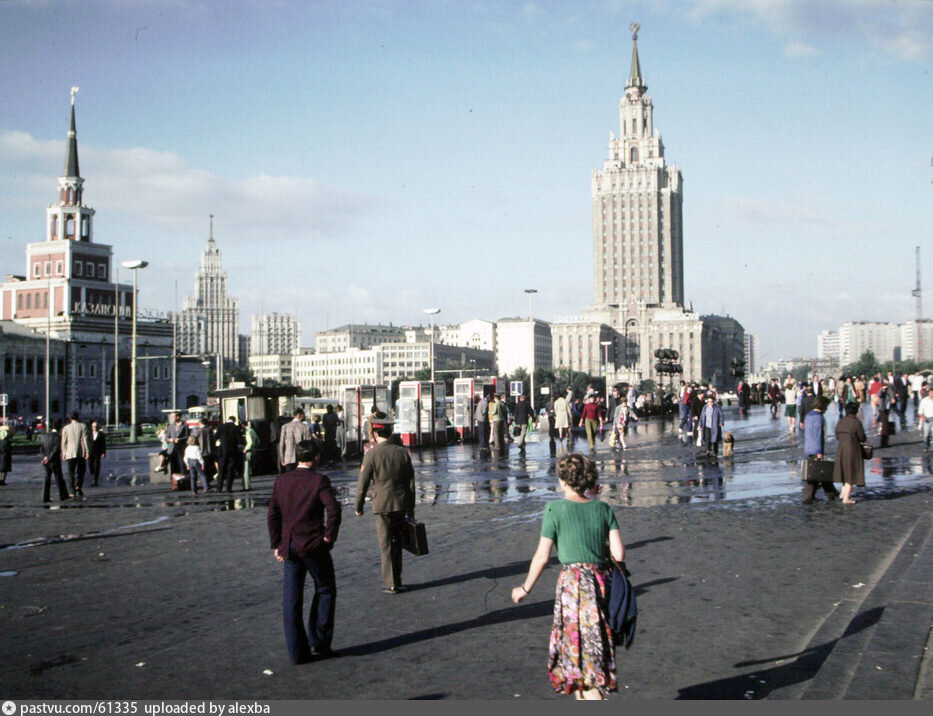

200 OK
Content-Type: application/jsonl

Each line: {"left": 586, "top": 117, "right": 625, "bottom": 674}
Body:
{"left": 801, "top": 457, "right": 834, "bottom": 483}
{"left": 402, "top": 517, "right": 429, "bottom": 556}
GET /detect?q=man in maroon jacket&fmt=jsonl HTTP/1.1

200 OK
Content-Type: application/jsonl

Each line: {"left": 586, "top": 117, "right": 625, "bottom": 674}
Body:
{"left": 267, "top": 439, "right": 342, "bottom": 664}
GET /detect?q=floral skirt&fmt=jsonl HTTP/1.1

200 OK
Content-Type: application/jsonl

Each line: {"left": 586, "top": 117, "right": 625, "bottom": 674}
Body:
{"left": 548, "top": 563, "right": 617, "bottom": 696}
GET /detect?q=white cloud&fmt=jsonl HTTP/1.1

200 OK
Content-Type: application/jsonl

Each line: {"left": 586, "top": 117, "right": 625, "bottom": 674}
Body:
{"left": 0, "top": 130, "right": 375, "bottom": 244}
{"left": 685, "top": 0, "right": 933, "bottom": 61}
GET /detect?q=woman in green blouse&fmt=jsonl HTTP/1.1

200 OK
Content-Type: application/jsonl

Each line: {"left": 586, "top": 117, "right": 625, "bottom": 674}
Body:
{"left": 512, "top": 453, "right": 625, "bottom": 700}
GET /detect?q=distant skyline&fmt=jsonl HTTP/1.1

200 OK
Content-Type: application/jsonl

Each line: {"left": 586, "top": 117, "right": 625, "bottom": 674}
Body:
{"left": 1, "top": 1, "right": 931, "bottom": 365}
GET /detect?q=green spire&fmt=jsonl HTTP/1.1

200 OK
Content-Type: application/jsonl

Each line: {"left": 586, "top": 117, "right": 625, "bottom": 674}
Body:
{"left": 626, "top": 23, "right": 646, "bottom": 91}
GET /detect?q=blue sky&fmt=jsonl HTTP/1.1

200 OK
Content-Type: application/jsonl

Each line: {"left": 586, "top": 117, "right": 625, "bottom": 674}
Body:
{"left": 1, "top": 0, "right": 931, "bottom": 365}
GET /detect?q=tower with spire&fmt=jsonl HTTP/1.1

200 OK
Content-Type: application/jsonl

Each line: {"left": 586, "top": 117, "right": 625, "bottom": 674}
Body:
{"left": 550, "top": 25, "right": 744, "bottom": 389}
{"left": 592, "top": 22, "right": 684, "bottom": 310}
{"left": 174, "top": 216, "right": 241, "bottom": 370}
{"left": 0, "top": 89, "right": 185, "bottom": 421}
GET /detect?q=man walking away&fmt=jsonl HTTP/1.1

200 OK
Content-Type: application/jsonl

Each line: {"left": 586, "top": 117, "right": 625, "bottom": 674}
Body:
{"left": 61, "top": 412, "right": 89, "bottom": 496}
{"left": 474, "top": 393, "right": 490, "bottom": 453}
{"left": 216, "top": 415, "right": 243, "bottom": 493}
{"left": 40, "top": 419, "right": 70, "bottom": 502}
{"left": 268, "top": 440, "right": 341, "bottom": 664}
{"left": 355, "top": 413, "right": 415, "bottom": 594}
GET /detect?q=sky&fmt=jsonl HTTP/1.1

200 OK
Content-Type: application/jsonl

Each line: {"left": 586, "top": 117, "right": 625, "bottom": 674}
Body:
{"left": 1, "top": 0, "right": 931, "bottom": 367}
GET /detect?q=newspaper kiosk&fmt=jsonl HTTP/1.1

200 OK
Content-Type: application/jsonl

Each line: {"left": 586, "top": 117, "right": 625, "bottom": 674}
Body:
{"left": 341, "top": 384, "right": 391, "bottom": 456}
{"left": 212, "top": 385, "right": 301, "bottom": 476}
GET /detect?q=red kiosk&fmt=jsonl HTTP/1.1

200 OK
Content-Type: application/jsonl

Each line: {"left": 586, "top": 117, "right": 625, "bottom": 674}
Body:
{"left": 396, "top": 380, "right": 447, "bottom": 447}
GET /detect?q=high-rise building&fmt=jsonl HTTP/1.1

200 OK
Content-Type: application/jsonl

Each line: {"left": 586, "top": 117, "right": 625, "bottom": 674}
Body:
{"left": 174, "top": 217, "right": 241, "bottom": 369}
{"left": 592, "top": 23, "right": 683, "bottom": 310}
{"left": 0, "top": 90, "right": 201, "bottom": 421}
{"left": 553, "top": 25, "right": 744, "bottom": 390}
{"left": 250, "top": 312, "right": 300, "bottom": 356}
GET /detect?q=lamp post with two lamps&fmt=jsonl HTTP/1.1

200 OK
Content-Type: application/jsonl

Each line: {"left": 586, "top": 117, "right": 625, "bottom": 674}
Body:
{"left": 121, "top": 259, "right": 148, "bottom": 443}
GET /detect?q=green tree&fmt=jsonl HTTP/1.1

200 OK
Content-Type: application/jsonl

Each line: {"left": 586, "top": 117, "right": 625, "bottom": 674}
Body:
{"left": 842, "top": 350, "right": 880, "bottom": 378}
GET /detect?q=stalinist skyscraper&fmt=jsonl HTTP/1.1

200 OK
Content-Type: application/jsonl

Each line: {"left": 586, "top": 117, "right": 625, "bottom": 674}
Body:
{"left": 551, "top": 25, "right": 745, "bottom": 388}
{"left": 175, "top": 217, "right": 241, "bottom": 368}
{"left": 592, "top": 22, "right": 683, "bottom": 310}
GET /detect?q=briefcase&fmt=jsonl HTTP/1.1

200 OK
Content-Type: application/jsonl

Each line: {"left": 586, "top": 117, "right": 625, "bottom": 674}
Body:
{"left": 801, "top": 457, "right": 834, "bottom": 483}
{"left": 402, "top": 517, "right": 429, "bottom": 556}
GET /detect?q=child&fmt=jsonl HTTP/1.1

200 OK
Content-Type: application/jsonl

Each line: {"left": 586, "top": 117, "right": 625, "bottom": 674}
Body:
{"left": 616, "top": 403, "right": 638, "bottom": 450}
{"left": 183, "top": 434, "right": 210, "bottom": 494}
{"left": 155, "top": 426, "right": 170, "bottom": 473}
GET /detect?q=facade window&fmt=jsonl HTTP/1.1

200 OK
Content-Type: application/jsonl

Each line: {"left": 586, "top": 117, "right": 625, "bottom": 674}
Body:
{"left": 33, "top": 263, "right": 40, "bottom": 277}
{"left": 153, "top": 366, "right": 159, "bottom": 379}
{"left": 77, "top": 362, "right": 84, "bottom": 378}
{"left": 74, "top": 261, "right": 83, "bottom": 277}
{"left": 17, "top": 294, "right": 23, "bottom": 309}
{"left": 98, "top": 264, "right": 106, "bottom": 279}
{"left": 89, "top": 363, "right": 96, "bottom": 378}
{"left": 25, "top": 294, "right": 31, "bottom": 309}
{"left": 56, "top": 261, "right": 63, "bottom": 275}
{"left": 45, "top": 261, "right": 51, "bottom": 276}
{"left": 86, "top": 262, "right": 95, "bottom": 278}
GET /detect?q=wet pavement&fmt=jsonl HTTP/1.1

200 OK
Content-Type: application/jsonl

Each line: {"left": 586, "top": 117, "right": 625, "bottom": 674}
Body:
{"left": 0, "top": 404, "right": 931, "bottom": 699}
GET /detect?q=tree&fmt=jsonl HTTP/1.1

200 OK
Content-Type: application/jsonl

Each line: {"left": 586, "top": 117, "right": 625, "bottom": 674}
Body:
{"left": 842, "top": 350, "right": 880, "bottom": 378}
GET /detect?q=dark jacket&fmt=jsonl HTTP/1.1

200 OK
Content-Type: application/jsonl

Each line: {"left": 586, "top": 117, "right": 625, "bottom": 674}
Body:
{"left": 215, "top": 420, "right": 242, "bottom": 457}
{"left": 39, "top": 430, "right": 61, "bottom": 463}
{"left": 608, "top": 561, "right": 637, "bottom": 648}
{"left": 267, "top": 466, "right": 341, "bottom": 556}
{"left": 514, "top": 399, "right": 532, "bottom": 425}
{"left": 0, "top": 435, "right": 11, "bottom": 472}
{"left": 88, "top": 430, "right": 107, "bottom": 458}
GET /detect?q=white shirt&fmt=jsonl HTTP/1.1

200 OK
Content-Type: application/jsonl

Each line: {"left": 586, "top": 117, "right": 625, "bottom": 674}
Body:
{"left": 919, "top": 396, "right": 933, "bottom": 421}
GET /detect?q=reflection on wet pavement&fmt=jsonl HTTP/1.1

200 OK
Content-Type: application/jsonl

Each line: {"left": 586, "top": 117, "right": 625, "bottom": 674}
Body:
{"left": 7, "top": 406, "right": 932, "bottom": 510}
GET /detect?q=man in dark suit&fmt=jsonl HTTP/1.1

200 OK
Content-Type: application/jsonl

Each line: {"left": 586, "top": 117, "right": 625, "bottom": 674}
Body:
{"left": 164, "top": 412, "right": 188, "bottom": 476}
{"left": 40, "top": 419, "right": 70, "bottom": 502}
{"left": 87, "top": 421, "right": 106, "bottom": 486}
{"left": 267, "top": 440, "right": 341, "bottom": 664}
{"left": 355, "top": 413, "right": 415, "bottom": 594}
{"left": 215, "top": 415, "right": 243, "bottom": 493}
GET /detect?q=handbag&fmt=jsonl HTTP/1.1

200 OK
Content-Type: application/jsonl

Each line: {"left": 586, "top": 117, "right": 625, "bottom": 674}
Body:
{"left": 801, "top": 456, "right": 834, "bottom": 482}
{"left": 401, "top": 517, "right": 429, "bottom": 556}
{"left": 860, "top": 443, "right": 873, "bottom": 460}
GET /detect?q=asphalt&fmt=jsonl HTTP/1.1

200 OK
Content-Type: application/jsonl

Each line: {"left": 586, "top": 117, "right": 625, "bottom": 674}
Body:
{"left": 0, "top": 405, "right": 930, "bottom": 700}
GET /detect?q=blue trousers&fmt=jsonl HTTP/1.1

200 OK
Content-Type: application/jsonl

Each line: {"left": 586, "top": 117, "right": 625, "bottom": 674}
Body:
{"left": 282, "top": 541, "right": 336, "bottom": 664}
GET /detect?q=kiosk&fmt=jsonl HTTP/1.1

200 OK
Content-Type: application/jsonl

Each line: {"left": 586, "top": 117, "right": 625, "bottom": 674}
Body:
{"left": 397, "top": 380, "right": 446, "bottom": 447}
{"left": 212, "top": 385, "right": 301, "bottom": 476}
{"left": 341, "top": 384, "right": 391, "bottom": 456}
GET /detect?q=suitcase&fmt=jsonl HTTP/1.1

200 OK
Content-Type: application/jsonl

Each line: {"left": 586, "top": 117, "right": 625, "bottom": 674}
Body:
{"left": 171, "top": 473, "right": 190, "bottom": 491}
{"left": 801, "top": 457, "right": 834, "bottom": 483}
{"left": 401, "top": 517, "right": 429, "bottom": 556}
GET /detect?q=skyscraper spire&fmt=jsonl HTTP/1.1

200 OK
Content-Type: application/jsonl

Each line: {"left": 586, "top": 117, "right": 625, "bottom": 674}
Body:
{"left": 626, "top": 23, "right": 646, "bottom": 92}
{"left": 64, "top": 86, "right": 81, "bottom": 178}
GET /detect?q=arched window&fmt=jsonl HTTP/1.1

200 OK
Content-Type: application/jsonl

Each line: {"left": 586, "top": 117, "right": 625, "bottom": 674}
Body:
{"left": 630, "top": 147, "right": 639, "bottom": 163}
{"left": 26, "top": 294, "right": 31, "bottom": 309}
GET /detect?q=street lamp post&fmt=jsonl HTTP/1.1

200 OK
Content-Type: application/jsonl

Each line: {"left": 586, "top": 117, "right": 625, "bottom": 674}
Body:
{"left": 121, "top": 260, "right": 148, "bottom": 443}
{"left": 601, "top": 340, "right": 613, "bottom": 381}
{"left": 525, "top": 289, "right": 537, "bottom": 410}
{"left": 423, "top": 308, "right": 441, "bottom": 383}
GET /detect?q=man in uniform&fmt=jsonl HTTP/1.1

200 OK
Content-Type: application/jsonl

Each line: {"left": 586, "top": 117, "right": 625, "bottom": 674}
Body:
{"left": 354, "top": 413, "right": 415, "bottom": 594}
